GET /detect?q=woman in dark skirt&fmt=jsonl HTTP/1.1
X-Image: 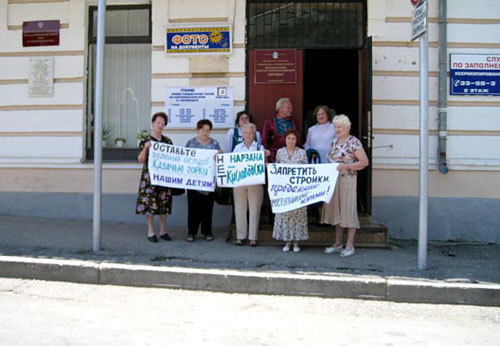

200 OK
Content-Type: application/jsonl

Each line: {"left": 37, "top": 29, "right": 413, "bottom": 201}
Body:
{"left": 136, "top": 112, "right": 173, "bottom": 243}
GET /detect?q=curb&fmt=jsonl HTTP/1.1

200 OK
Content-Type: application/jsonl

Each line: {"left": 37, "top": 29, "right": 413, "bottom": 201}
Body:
{"left": 0, "top": 256, "right": 499, "bottom": 307}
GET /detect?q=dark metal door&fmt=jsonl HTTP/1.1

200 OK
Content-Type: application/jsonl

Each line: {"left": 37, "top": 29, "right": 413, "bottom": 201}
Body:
{"left": 358, "top": 36, "right": 372, "bottom": 214}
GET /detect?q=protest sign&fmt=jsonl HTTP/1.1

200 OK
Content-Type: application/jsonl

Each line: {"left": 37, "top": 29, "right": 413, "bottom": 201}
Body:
{"left": 148, "top": 142, "right": 217, "bottom": 192}
{"left": 216, "top": 151, "right": 266, "bottom": 187}
{"left": 267, "top": 163, "right": 339, "bottom": 213}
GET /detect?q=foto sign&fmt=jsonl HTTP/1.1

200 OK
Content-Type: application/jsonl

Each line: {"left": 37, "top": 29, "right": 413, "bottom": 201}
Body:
{"left": 450, "top": 54, "right": 500, "bottom": 96}
{"left": 411, "top": 1, "right": 427, "bottom": 41}
{"left": 166, "top": 25, "right": 231, "bottom": 55}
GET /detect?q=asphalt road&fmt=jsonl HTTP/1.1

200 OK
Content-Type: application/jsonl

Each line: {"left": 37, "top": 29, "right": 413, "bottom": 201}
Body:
{"left": 0, "top": 278, "right": 498, "bottom": 345}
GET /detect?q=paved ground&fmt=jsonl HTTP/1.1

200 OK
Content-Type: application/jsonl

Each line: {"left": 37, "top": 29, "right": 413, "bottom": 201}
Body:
{"left": 1, "top": 216, "right": 499, "bottom": 306}
{"left": 1, "top": 216, "right": 498, "bottom": 283}
{"left": 1, "top": 278, "right": 499, "bottom": 346}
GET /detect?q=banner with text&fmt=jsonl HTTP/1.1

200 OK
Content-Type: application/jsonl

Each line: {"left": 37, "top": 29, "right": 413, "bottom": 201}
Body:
{"left": 267, "top": 163, "right": 339, "bottom": 213}
{"left": 149, "top": 142, "right": 217, "bottom": 192}
{"left": 216, "top": 151, "right": 266, "bottom": 187}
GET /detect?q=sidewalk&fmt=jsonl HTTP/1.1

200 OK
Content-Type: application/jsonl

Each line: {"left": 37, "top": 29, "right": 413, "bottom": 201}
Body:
{"left": 0, "top": 216, "right": 499, "bottom": 306}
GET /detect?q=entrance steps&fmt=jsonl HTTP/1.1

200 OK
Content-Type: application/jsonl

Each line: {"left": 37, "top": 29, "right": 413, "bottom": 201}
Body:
{"left": 229, "top": 215, "right": 389, "bottom": 248}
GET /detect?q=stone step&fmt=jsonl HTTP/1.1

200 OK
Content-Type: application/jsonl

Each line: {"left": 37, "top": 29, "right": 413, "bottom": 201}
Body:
{"left": 228, "top": 222, "right": 389, "bottom": 248}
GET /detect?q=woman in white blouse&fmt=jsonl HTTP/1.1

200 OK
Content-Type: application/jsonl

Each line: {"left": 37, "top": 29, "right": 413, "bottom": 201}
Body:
{"left": 304, "top": 105, "right": 336, "bottom": 164}
{"left": 225, "top": 111, "right": 262, "bottom": 153}
{"left": 232, "top": 123, "right": 269, "bottom": 246}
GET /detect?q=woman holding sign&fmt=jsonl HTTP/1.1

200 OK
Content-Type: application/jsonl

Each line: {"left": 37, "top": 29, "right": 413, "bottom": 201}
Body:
{"left": 136, "top": 112, "right": 173, "bottom": 243}
{"left": 185, "top": 119, "right": 222, "bottom": 242}
{"left": 232, "top": 123, "right": 269, "bottom": 247}
{"left": 272, "top": 128, "right": 309, "bottom": 253}
{"left": 321, "top": 114, "right": 369, "bottom": 258}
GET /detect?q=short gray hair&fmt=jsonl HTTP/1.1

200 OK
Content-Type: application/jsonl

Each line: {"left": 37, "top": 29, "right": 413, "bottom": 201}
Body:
{"left": 240, "top": 122, "right": 256, "bottom": 134}
{"left": 333, "top": 114, "right": 351, "bottom": 128}
{"left": 275, "top": 97, "right": 291, "bottom": 111}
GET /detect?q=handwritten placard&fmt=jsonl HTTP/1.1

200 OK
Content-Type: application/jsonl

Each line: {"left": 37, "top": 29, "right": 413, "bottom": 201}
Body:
{"left": 216, "top": 151, "right": 266, "bottom": 187}
{"left": 148, "top": 143, "right": 217, "bottom": 192}
{"left": 267, "top": 163, "right": 339, "bottom": 213}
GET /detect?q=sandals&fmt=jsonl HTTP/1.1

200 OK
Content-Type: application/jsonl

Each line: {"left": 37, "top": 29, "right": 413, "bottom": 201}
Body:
{"left": 205, "top": 235, "right": 215, "bottom": 241}
{"left": 186, "top": 235, "right": 194, "bottom": 242}
{"left": 235, "top": 239, "right": 243, "bottom": 246}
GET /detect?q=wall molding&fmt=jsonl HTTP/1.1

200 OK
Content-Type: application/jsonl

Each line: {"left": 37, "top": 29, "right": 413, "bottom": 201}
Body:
{"left": 152, "top": 72, "right": 245, "bottom": 79}
{"left": 374, "top": 41, "right": 500, "bottom": 48}
{"left": 0, "top": 104, "right": 83, "bottom": 111}
{"left": 373, "top": 99, "right": 500, "bottom": 107}
{"left": 0, "top": 50, "right": 84, "bottom": 57}
{"left": 385, "top": 17, "right": 500, "bottom": 24}
{"left": 8, "top": 23, "right": 69, "bottom": 30}
{"left": 373, "top": 129, "right": 500, "bottom": 136}
{"left": 0, "top": 132, "right": 84, "bottom": 137}
{"left": 0, "top": 77, "right": 84, "bottom": 85}
{"left": 373, "top": 70, "right": 439, "bottom": 77}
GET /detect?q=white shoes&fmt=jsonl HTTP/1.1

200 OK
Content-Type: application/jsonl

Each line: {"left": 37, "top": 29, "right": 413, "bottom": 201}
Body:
{"left": 340, "top": 247, "right": 356, "bottom": 257}
{"left": 324, "top": 245, "right": 344, "bottom": 254}
{"left": 283, "top": 243, "right": 301, "bottom": 253}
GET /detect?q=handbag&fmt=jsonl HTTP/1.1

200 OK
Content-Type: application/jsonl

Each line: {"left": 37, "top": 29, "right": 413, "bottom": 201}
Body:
{"left": 169, "top": 187, "right": 185, "bottom": 196}
{"left": 214, "top": 187, "right": 233, "bottom": 205}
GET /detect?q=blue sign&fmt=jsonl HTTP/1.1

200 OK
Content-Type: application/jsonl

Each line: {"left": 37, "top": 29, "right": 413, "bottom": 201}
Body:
{"left": 450, "top": 54, "right": 500, "bottom": 96}
{"left": 166, "top": 26, "right": 231, "bottom": 55}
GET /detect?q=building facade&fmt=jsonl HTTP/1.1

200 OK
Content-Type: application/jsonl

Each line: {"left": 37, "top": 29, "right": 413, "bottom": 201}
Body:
{"left": 0, "top": 0, "right": 499, "bottom": 242}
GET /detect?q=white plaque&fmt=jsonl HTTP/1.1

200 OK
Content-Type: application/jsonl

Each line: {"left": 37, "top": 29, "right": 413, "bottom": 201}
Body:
{"left": 411, "top": 1, "right": 427, "bottom": 41}
{"left": 29, "top": 56, "right": 54, "bottom": 97}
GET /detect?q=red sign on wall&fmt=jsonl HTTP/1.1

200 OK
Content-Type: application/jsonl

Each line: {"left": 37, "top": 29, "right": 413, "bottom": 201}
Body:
{"left": 254, "top": 49, "right": 297, "bottom": 84}
{"left": 23, "top": 20, "right": 60, "bottom": 47}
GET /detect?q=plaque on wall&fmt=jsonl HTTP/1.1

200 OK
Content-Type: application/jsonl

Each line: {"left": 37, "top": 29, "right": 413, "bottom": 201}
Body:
{"left": 23, "top": 20, "right": 60, "bottom": 47}
{"left": 29, "top": 57, "right": 54, "bottom": 97}
{"left": 255, "top": 49, "right": 297, "bottom": 84}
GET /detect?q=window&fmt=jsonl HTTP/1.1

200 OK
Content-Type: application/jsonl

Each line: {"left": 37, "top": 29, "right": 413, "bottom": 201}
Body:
{"left": 86, "top": 5, "right": 151, "bottom": 161}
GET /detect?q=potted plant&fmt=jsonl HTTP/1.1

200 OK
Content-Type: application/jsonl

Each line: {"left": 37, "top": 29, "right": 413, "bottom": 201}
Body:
{"left": 114, "top": 137, "right": 126, "bottom": 147}
{"left": 136, "top": 129, "right": 149, "bottom": 145}
{"left": 102, "top": 127, "right": 112, "bottom": 147}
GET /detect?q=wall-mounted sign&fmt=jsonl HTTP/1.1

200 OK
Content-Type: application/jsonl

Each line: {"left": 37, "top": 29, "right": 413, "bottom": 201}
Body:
{"left": 165, "top": 25, "right": 231, "bottom": 55}
{"left": 28, "top": 57, "right": 54, "bottom": 97}
{"left": 165, "top": 86, "right": 234, "bottom": 128}
{"left": 450, "top": 54, "right": 500, "bottom": 96}
{"left": 410, "top": 1, "right": 427, "bottom": 41}
{"left": 23, "top": 20, "right": 60, "bottom": 47}
{"left": 254, "top": 49, "right": 297, "bottom": 84}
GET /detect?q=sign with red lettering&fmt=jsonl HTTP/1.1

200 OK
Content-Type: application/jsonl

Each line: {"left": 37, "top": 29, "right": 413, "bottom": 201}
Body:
{"left": 254, "top": 49, "right": 297, "bottom": 84}
{"left": 450, "top": 54, "right": 500, "bottom": 96}
{"left": 410, "top": 0, "right": 421, "bottom": 7}
{"left": 23, "top": 20, "right": 60, "bottom": 47}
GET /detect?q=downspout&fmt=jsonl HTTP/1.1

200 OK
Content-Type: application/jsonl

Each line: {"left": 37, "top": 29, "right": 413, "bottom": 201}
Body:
{"left": 438, "top": 0, "right": 449, "bottom": 174}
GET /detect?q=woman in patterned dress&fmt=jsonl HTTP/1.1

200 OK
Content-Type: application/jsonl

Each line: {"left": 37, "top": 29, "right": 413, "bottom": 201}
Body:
{"left": 136, "top": 112, "right": 173, "bottom": 243}
{"left": 321, "top": 114, "right": 369, "bottom": 257}
{"left": 272, "top": 128, "right": 309, "bottom": 253}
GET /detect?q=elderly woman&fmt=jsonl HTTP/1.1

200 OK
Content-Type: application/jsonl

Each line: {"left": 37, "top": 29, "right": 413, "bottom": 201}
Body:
{"left": 322, "top": 114, "right": 369, "bottom": 257}
{"left": 232, "top": 123, "right": 269, "bottom": 246}
{"left": 185, "top": 119, "right": 222, "bottom": 242}
{"left": 272, "top": 128, "right": 309, "bottom": 253}
{"left": 304, "top": 105, "right": 336, "bottom": 164}
{"left": 136, "top": 112, "right": 173, "bottom": 243}
{"left": 225, "top": 111, "right": 262, "bottom": 153}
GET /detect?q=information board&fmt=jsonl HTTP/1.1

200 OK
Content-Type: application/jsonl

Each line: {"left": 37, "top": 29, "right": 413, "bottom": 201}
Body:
{"left": 23, "top": 20, "right": 60, "bottom": 47}
{"left": 165, "top": 87, "right": 234, "bottom": 128}
{"left": 29, "top": 57, "right": 54, "bottom": 97}
{"left": 254, "top": 49, "right": 297, "bottom": 84}
{"left": 450, "top": 54, "right": 500, "bottom": 96}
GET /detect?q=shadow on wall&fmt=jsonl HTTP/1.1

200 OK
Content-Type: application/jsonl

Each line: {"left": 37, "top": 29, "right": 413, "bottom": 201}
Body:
{"left": 372, "top": 196, "right": 500, "bottom": 243}
{"left": 0, "top": 192, "right": 232, "bottom": 228}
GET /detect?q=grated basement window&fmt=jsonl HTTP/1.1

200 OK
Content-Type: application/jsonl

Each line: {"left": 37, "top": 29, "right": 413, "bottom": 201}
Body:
{"left": 248, "top": 0, "right": 366, "bottom": 49}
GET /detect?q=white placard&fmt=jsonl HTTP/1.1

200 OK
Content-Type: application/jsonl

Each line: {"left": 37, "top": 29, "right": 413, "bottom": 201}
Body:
{"left": 216, "top": 151, "right": 266, "bottom": 187}
{"left": 166, "top": 86, "right": 234, "bottom": 128}
{"left": 29, "top": 56, "right": 54, "bottom": 97}
{"left": 148, "top": 142, "right": 217, "bottom": 192}
{"left": 411, "top": 1, "right": 427, "bottom": 41}
{"left": 267, "top": 163, "right": 339, "bottom": 213}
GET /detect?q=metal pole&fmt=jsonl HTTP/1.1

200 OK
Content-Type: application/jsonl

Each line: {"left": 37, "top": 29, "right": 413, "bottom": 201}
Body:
{"left": 93, "top": 0, "right": 107, "bottom": 252}
{"left": 418, "top": 31, "right": 429, "bottom": 270}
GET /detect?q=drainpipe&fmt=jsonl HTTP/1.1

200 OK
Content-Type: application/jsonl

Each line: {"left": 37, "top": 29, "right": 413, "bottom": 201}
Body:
{"left": 437, "top": 0, "right": 449, "bottom": 174}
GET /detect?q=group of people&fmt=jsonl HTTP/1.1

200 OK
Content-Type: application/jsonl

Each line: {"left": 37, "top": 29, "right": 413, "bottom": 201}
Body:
{"left": 135, "top": 97, "right": 369, "bottom": 258}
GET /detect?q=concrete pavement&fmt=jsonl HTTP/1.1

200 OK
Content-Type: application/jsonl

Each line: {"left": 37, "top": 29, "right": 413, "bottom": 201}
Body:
{"left": 0, "top": 216, "right": 499, "bottom": 306}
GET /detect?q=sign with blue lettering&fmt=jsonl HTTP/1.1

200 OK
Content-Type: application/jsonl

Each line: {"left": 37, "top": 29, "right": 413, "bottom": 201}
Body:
{"left": 450, "top": 54, "right": 500, "bottom": 96}
{"left": 165, "top": 87, "right": 234, "bottom": 128}
{"left": 166, "top": 26, "right": 231, "bottom": 55}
